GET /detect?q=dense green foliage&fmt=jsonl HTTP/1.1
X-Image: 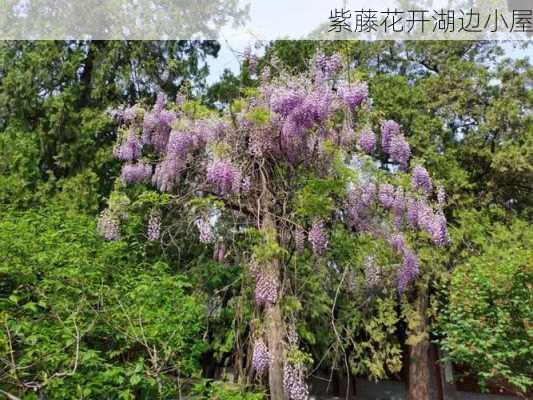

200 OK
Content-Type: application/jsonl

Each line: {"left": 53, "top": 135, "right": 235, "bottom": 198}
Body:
{"left": 439, "top": 211, "right": 532, "bottom": 393}
{"left": 0, "top": 41, "right": 220, "bottom": 210}
{"left": 0, "top": 207, "right": 209, "bottom": 398}
{"left": 256, "top": 40, "right": 532, "bottom": 394}
{"left": 0, "top": 39, "right": 531, "bottom": 398}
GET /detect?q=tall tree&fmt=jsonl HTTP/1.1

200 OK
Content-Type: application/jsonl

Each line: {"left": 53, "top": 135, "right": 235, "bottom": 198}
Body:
{"left": 102, "top": 50, "right": 447, "bottom": 399}
{"left": 0, "top": 40, "right": 220, "bottom": 209}
{"left": 266, "top": 40, "right": 531, "bottom": 398}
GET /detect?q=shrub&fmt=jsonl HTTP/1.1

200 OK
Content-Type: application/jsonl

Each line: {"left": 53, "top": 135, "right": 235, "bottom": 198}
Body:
{"left": 438, "top": 215, "right": 532, "bottom": 395}
{"left": 0, "top": 207, "right": 208, "bottom": 399}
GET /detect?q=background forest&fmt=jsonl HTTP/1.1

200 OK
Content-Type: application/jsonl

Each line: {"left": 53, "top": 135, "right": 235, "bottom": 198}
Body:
{"left": 0, "top": 40, "right": 531, "bottom": 399}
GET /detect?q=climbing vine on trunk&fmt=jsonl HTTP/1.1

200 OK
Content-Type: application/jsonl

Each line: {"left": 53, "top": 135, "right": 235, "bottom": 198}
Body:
{"left": 100, "top": 49, "right": 448, "bottom": 399}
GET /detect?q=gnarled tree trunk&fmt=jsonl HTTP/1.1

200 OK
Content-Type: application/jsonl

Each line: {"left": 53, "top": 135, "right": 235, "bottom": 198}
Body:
{"left": 408, "top": 288, "right": 430, "bottom": 400}
{"left": 262, "top": 212, "right": 286, "bottom": 400}
{"left": 266, "top": 301, "right": 285, "bottom": 400}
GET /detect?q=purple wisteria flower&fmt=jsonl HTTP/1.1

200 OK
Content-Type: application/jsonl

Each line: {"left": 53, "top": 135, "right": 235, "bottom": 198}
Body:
{"left": 270, "top": 87, "right": 305, "bottom": 117}
{"left": 378, "top": 183, "right": 395, "bottom": 209}
{"left": 154, "top": 92, "right": 167, "bottom": 112}
{"left": 255, "top": 270, "right": 279, "bottom": 306}
{"left": 283, "top": 363, "right": 309, "bottom": 400}
{"left": 294, "top": 227, "right": 305, "bottom": 253}
{"left": 380, "top": 120, "right": 401, "bottom": 153}
{"left": 397, "top": 250, "right": 419, "bottom": 293}
{"left": 260, "top": 66, "right": 271, "bottom": 82}
{"left": 248, "top": 132, "right": 276, "bottom": 157}
{"left": 252, "top": 339, "right": 271, "bottom": 376}
{"left": 287, "top": 325, "right": 299, "bottom": 347}
{"left": 142, "top": 112, "right": 158, "bottom": 136}
{"left": 114, "top": 130, "right": 142, "bottom": 161}
{"left": 315, "top": 52, "right": 327, "bottom": 70}
{"left": 427, "top": 212, "right": 448, "bottom": 246}
{"left": 411, "top": 165, "right": 433, "bottom": 195}
{"left": 147, "top": 213, "right": 161, "bottom": 241}
{"left": 120, "top": 162, "right": 152, "bottom": 184}
{"left": 406, "top": 196, "right": 419, "bottom": 228}
{"left": 416, "top": 200, "right": 448, "bottom": 246}
{"left": 97, "top": 209, "right": 120, "bottom": 241}
{"left": 123, "top": 105, "right": 138, "bottom": 122}
{"left": 338, "top": 81, "right": 369, "bottom": 109}
{"left": 361, "top": 181, "right": 377, "bottom": 206}
{"left": 358, "top": 128, "right": 376, "bottom": 154}
{"left": 392, "top": 187, "right": 406, "bottom": 214}
{"left": 315, "top": 52, "right": 343, "bottom": 79}
{"left": 140, "top": 95, "right": 176, "bottom": 153}
{"left": 392, "top": 187, "right": 406, "bottom": 227}
{"left": 206, "top": 159, "right": 242, "bottom": 196}
{"left": 346, "top": 181, "right": 379, "bottom": 232}
{"left": 416, "top": 199, "right": 434, "bottom": 227}
{"left": 159, "top": 109, "right": 176, "bottom": 126}
{"left": 308, "top": 220, "right": 328, "bottom": 256}
{"left": 324, "top": 53, "right": 343, "bottom": 76}
{"left": 388, "top": 134, "right": 411, "bottom": 167}
{"left": 389, "top": 232, "right": 406, "bottom": 253}
{"left": 195, "top": 218, "right": 214, "bottom": 243}
{"left": 167, "top": 130, "right": 195, "bottom": 158}
{"left": 303, "top": 85, "right": 335, "bottom": 123}
{"left": 248, "top": 54, "right": 259, "bottom": 75}
{"left": 152, "top": 156, "right": 185, "bottom": 192}
{"left": 243, "top": 45, "right": 259, "bottom": 74}
{"left": 339, "top": 123, "right": 356, "bottom": 146}
{"left": 346, "top": 187, "right": 369, "bottom": 231}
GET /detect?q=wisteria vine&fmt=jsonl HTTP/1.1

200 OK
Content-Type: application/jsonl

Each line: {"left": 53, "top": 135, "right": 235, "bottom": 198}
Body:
{"left": 101, "top": 49, "right": 448, "bottom": 398}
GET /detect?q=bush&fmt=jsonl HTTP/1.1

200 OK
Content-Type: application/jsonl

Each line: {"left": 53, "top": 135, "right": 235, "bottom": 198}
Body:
{"left": 438, "top": 216, "right": 533, "bottom": 395}
{"left": 0, "top": 207, "right": 208, "bottom": 399}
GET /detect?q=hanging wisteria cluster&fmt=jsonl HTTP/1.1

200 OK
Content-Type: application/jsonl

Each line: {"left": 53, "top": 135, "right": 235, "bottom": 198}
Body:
{"left": 147, "top": 212, "right": 161, "bottom": 241}
{"left": 358, "top": 128, "right": 376, "bottom": 154}
{"left": 250, "top": 261, "right": 279, "bottom": 306}
{"left": 315, "top": 52, "right": 343, "bottom": 78}
{"left": 380, "top": 120, "right": 411, "bottom": 167}
{"left": 121, "top": 162, "right": 152, "bottom": 185}
{"left": 97, "top": 209, "right": 120, "bottom": 241}
{"left": 293, "top": 227, "right": 305, "bottom": 254}
{"left": 255, "top": 271, "right": 279, "bottom": 305}
{"left": 195, "top": 218, "right": 214, "bottom": 243}
{"left": 243, "top": 45, "right": 259, "bottom": 75}
{"left": 308, "top": 219, "right": 328, "bottom": 256}
{"left": 283, "top": 362, "right": 309, "bottom": 400}
{"left": 114, "top": 128, "right": 142, "bottom": 161}
{"left": 411, "top": 165, "right": 433, "bottom": 194}
{"left": 206, "top": 159, "right": 242, "bottom": 196}
{"left": 101, "top": 50, "right": 449, "bottom": 395}
{"left": 252, "top": 339, "right": 271, "bottom": 376}
{"left": 345, "top": 181, "right": 376, "bottom": 232}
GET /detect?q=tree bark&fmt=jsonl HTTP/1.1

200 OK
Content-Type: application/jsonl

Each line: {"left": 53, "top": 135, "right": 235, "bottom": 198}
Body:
{"left": 79, "top": 40, "right": 101, "bottom": 108}
{"left": 261, "top": 211, "right": 286, "bottom": 400}
{"left": 408, "top": 288, "right": 430, "bottom": 400}
{"left": 265, "top": 301, "right": 285, "bottom": 400}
